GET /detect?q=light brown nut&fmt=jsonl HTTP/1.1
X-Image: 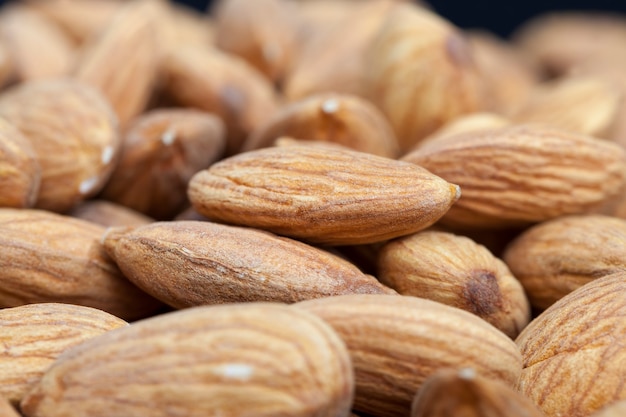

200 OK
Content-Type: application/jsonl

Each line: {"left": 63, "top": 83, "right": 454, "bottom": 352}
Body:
{"left": 242, "top": 93, "right": 400, "bottom": 157}
{"left": 0, "top": 303, "right": 127, "bottom": 406}
{"left": 503, "top": 214, "right": 626, "bottom": 310}
{"left": 402, "top": 125, "right": 626, "bottom": 229}
{"left": 188, "top": 144, "right": 460, "bottom": 246}
{"left": 0, "top": 118, "right": 40, "bottom": 208}
{"left": 296, "top": 294, "right": 522, "bottom": 417}
{"left": 20, "top": 303, "right": 355, "bottom": 417}
{"left": 411, "top": 368, "right": 545, "bottom": 417}
{"left": 366, "top": 2, "right": 487, "bottom": 152}
{"left": 0, "top": 4, "right": 74, "bottom": 81}
{"left": 213, "top": 0, "right": 299, "bottom": 84}
{"left": 511, "top": 75, "right": 622, "bottom": 138}
{"left": 515, "top": 272, "right": 626, "bottom": 417}
{"left": 68, "top": 200, "right": 154, "bottom": 228}
{"left": 589, "top": 400, "right": 626, "bottom": 417}
{"left": 0, "top": 208, "right": 162, "bottom": 320}
{"left": 0, "top": 78, "right": 120, "bottom": 213}
{"left": 102, "top": 221, "right": 394, "bottom": 309}
{"left": 156, "top": 1, "right": 214, "bottom": 53}
{"left": 161, "top": 45, "right": 279, "bottom": 156}
{"left": 74, "top": 0, "right": 160, "bottom": 128}
{"left": 378, "top": 230, "right": 531, "bottom": 338}
{"left": 100, "top": 108, "right": 225, "bottom": 220}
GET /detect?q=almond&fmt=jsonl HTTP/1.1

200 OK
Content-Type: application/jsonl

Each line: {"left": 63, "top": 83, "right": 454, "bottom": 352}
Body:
{"left": 296, "top": 294, "right": 522, "bottom": 417}
{"left": 503, "top": 214, "right": 626, "bottom": 310}
{"left": 516, "top": 271, "right": 626, "bottom": 417}
{"left": 0, "top": 303, "right": 127, "bottom": 406}
{"left": 188, "top": 144, "right": 460, "bottom": 245}
{"left": 0, "top": 118, "right": 40, "bottom": 208}
{"left": 402, "top": 125, "right": 626, "bottom": 229}
{"left": 590, "top": 401, "right": 626, "bottom": 417}
{"left": 20, "top": 303, "right": 354, "bottom": 417}
{"left": 0, "top": 208, "right": 162, "bottom": 320}
{"left": 378, "top": 230, "right": 531, "bottom": 338}
{"left": 0, "top": 398, "right": 20, "bottom": 417}
{"left": 102, "top": 220, "right": 394, "bottom": 309}
{"left": 68, "top": 200, "right": 154, "bottom": 228}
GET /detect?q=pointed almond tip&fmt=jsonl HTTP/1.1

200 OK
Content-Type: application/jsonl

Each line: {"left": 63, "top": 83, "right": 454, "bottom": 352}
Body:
{"left": 451, "top": 183, "right": 462, "bottom": 202}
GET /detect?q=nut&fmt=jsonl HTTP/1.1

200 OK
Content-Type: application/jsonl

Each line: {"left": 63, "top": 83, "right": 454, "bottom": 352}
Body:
{"left": 68, "top": 200, "right": 154, "bottom": 228}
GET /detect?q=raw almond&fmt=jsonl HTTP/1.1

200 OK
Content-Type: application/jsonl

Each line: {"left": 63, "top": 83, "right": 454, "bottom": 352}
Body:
{"left": 68, "top": 200, "right": 154, "bottom": 228}
{"left": 0, "top": 208, "right": 162, "bottom": 320}
{"left": 20, "top": 303, "right": 354, "bottom": 417}
{"left": 0, "top": 303, "right": 127, "bottom": 406}
{"left": 516, "top": 271, "right": 626, "bottom": 417}
{"left": 188, "top": 144, "right": 461, "bottom": 245}
{"left": 296, "top": 294, "right": 522, "bottom": 417}
{"left": 102, "top": 220, "right": 394, "bottom": 308}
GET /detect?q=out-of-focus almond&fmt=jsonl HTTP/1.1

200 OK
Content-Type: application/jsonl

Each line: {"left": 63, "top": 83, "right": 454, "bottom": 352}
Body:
{"left": 103, "top": 221, "right": 394, "bottom": 309}
{"left": 0, "top": 398, "right": 19, "bottom": 417}
{"left": 296, "top": 294, "right": 522, "bottom": 417}
{"left": 100, "top": 108, "right": 225, "bottom": 220}
{"left": 415, "top": 112, "right": 510, "bottom": 150}
{"left": 589, "top": 400, "right": 626, "bottom": 417}
{"left": 21, "top": 303, "right": 355, "bottom": 417}
{"left": 0, "top": 303, "right": 127, "bottom": 406}
{"left": 0, "top": 38, "right": 14, "bottom": 87}
{"left": 0, "top": 208, "right": 162, "bottom": 320}
{"left": 188, "top": 144, "right": 460, "bottom": 245}
{"left": 68, "top": 200, "right": 154, "bottom": 228}
{"left": 403, "top": 125, "right": 626, "bottom": 229}
{"left": 243, "top": 93, "right": 400, "bottom": 157}
{"left": 0, "top": 78, "right": 120, "bottom": 212}
{"left": 157, "top": 1, "right": 214, "bottom": 53}
{"left": 378, "top": 230, "right": 530, "bottom": 338}
{"left": 0, "top": 118, "right": 40, "bottom": 208}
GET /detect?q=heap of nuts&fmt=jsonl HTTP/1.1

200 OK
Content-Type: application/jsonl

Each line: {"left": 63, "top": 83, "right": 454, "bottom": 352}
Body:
{"left": 2, "top": 0, "right": 626, "bottom": 416}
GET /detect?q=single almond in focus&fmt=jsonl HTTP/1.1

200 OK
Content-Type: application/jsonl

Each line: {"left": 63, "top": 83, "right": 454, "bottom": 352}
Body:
{"left": 242, "top": 93, "right": 400, "bottom": 157}
{"left": 68, "top": 200, "right": 154, "bottom": 228}
{"left": 103, "top": 220, "right": 394, "bottom": 309}
{"left": 378, "top": 230, "right": 531, "bottom": 338}
{"left": 403, "top": 125, "right": 626, "bottom": 229}
{"left": 503, "top": 214, "right": 626, "bottom": 310}
{"left": 296, "top": 294, "right": 522, "bottom": 417}
{"left": 411, "top": 368, "right": 545, "bottom": 417}
{"left": 100, "top": 108, "right": 226, "bottom": 220}
{"left": 0, "top": 78, "right": 120, "bottom": 213}
{"left": 516, "top": 272, "right": 626, "bottom": 417}
{"left": 0, "top": 303, "right": 127, "bottom": 406}
{"left": 0, "top": 118, "right": 40, "bottom": 208}
{"left": 0, "top": 208, "right": 162, "bottom": 320}
{"left": 188, "top": 144, "right": 460, "bottom": 245}
{"left": 20, "top": 303, "right": 355, "bottom": 417}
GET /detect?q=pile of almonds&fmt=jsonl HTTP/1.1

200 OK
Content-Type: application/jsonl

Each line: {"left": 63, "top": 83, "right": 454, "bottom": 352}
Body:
{"left": 2, "top": 0, "right": 626, "bottom": 416}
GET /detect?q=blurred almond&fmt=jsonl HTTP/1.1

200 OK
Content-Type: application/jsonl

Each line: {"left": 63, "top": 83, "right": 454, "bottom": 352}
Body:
{"left": 68, "top": 200, "right": 153, "bottom": 228}
{"left": 416, "top": 112, "right": 510, "bottom": 150}
{"left": 101, "top": 108, "right": 225, "bottom": 220}
{"left": 0, "top": 78, "right": 120, "bottom": 213}
{"left": 590, "top": 401, "right": 626, "bottom": 417}
{"left": 188, "top": 144, "right": 460, "bottom": 245}
{"left": 0, "top": 208, "right": 162, "bottom": 320}
{"left": 0, "top": 118, "right": 40, "bottom": 208}
{"left": 157, "top": 1, "right": 214, "bottom": 53}
{"left": 243, "top": 93, "right": 400, "bottom": 157}
{"left": 0, "top": 303, "right": 127, "bottom": 406}
{"left": 0, "top": 398, "right": 19, "bottom": 417}
{"left": 0, "top": 38, "right": 14, "bottom": 88}
{"left": 378, "top": 230, "right": 531, "bottom": 338}
{"left": 403, "top": 125, "right": 626, "bottom": 229}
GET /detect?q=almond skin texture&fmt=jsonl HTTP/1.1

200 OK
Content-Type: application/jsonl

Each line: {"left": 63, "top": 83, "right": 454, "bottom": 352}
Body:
{"left": 296, "top": 294, "right": 522, "bottom": 417}
{"left": 0, "top": 208, "right": 162, "bottom": 320}
{"left": 102, "top": 221, "right": 394, "bottom": 308}
{"left": 0, "top": 303, "right": 127, "bottom": 406}
{"left": 411, "top": 368, "right": 545, "bottom": 417}
{"left": 188, "top": 144, "right": 460, "bottom": 246}
{"left": 0, "top": 78, "right": 120, "bottom": 213}
{"left": 378, "top": 230, "right": 531, "bottom": 338}
{"left": 20, "top": 303, "right": 355, "bottom": 417}
{"left": 516, "top": 272, "right": 626, "bottom": 417}
{"left": 68, "top": 200, "right": 154, "bottom": 228}
{"left": 403, "top": 125, "right": 626, "bottom": 229}
{"left": 503, "top": 214, "right": 626, "bottom": 310}
{"left": 0, "top": 118, "right": 40, "bottom": 208}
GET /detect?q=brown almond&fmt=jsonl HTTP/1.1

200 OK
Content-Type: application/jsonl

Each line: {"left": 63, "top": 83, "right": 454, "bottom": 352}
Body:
{"left": 0, "top": 208, "right": 162, "bottom": 320}
{"left": 0, "top": 78, "right": 120, "bottom": 213}
{"left": 156, "top": 1, "right": 214, "bottom": 53}
{"left": 402, "top": 125, "right": 626, "bottom": 229}
{"left": 296, "top": 294, "right": 522, "bottom": 417}
{"left": 242, "top": 93, "right": 400, "bottom": 157}
{"left": 378, "top": 230, "right": 531, "bottom": 338}
{"left": 101, "top": 108, "right": 225, "bottom": 220}
{"left": 21, "top": 303, "right": 354, "bottom": 417}
{"left": 516, "top": 272, "right": 626, "bottom": 417}
{"left": 411, "top": 368, "right": 545, "bottom": 417}
{"left": 0, "top": 118, "right": 40, "bottom": 208}
{"left": 503, "top": 214, "right": 626, "bottom": 310}
{"left": 0, "top": 303, "right": 127, "bottom": 406}
{"left": 68, "top": 200, "right": 154, "bottom": 228}
{"left": 188, "top": 144, "right": 460, "bottom": 245}
{"left": 102, "top": 220, "right": 394, "bottom": 309}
